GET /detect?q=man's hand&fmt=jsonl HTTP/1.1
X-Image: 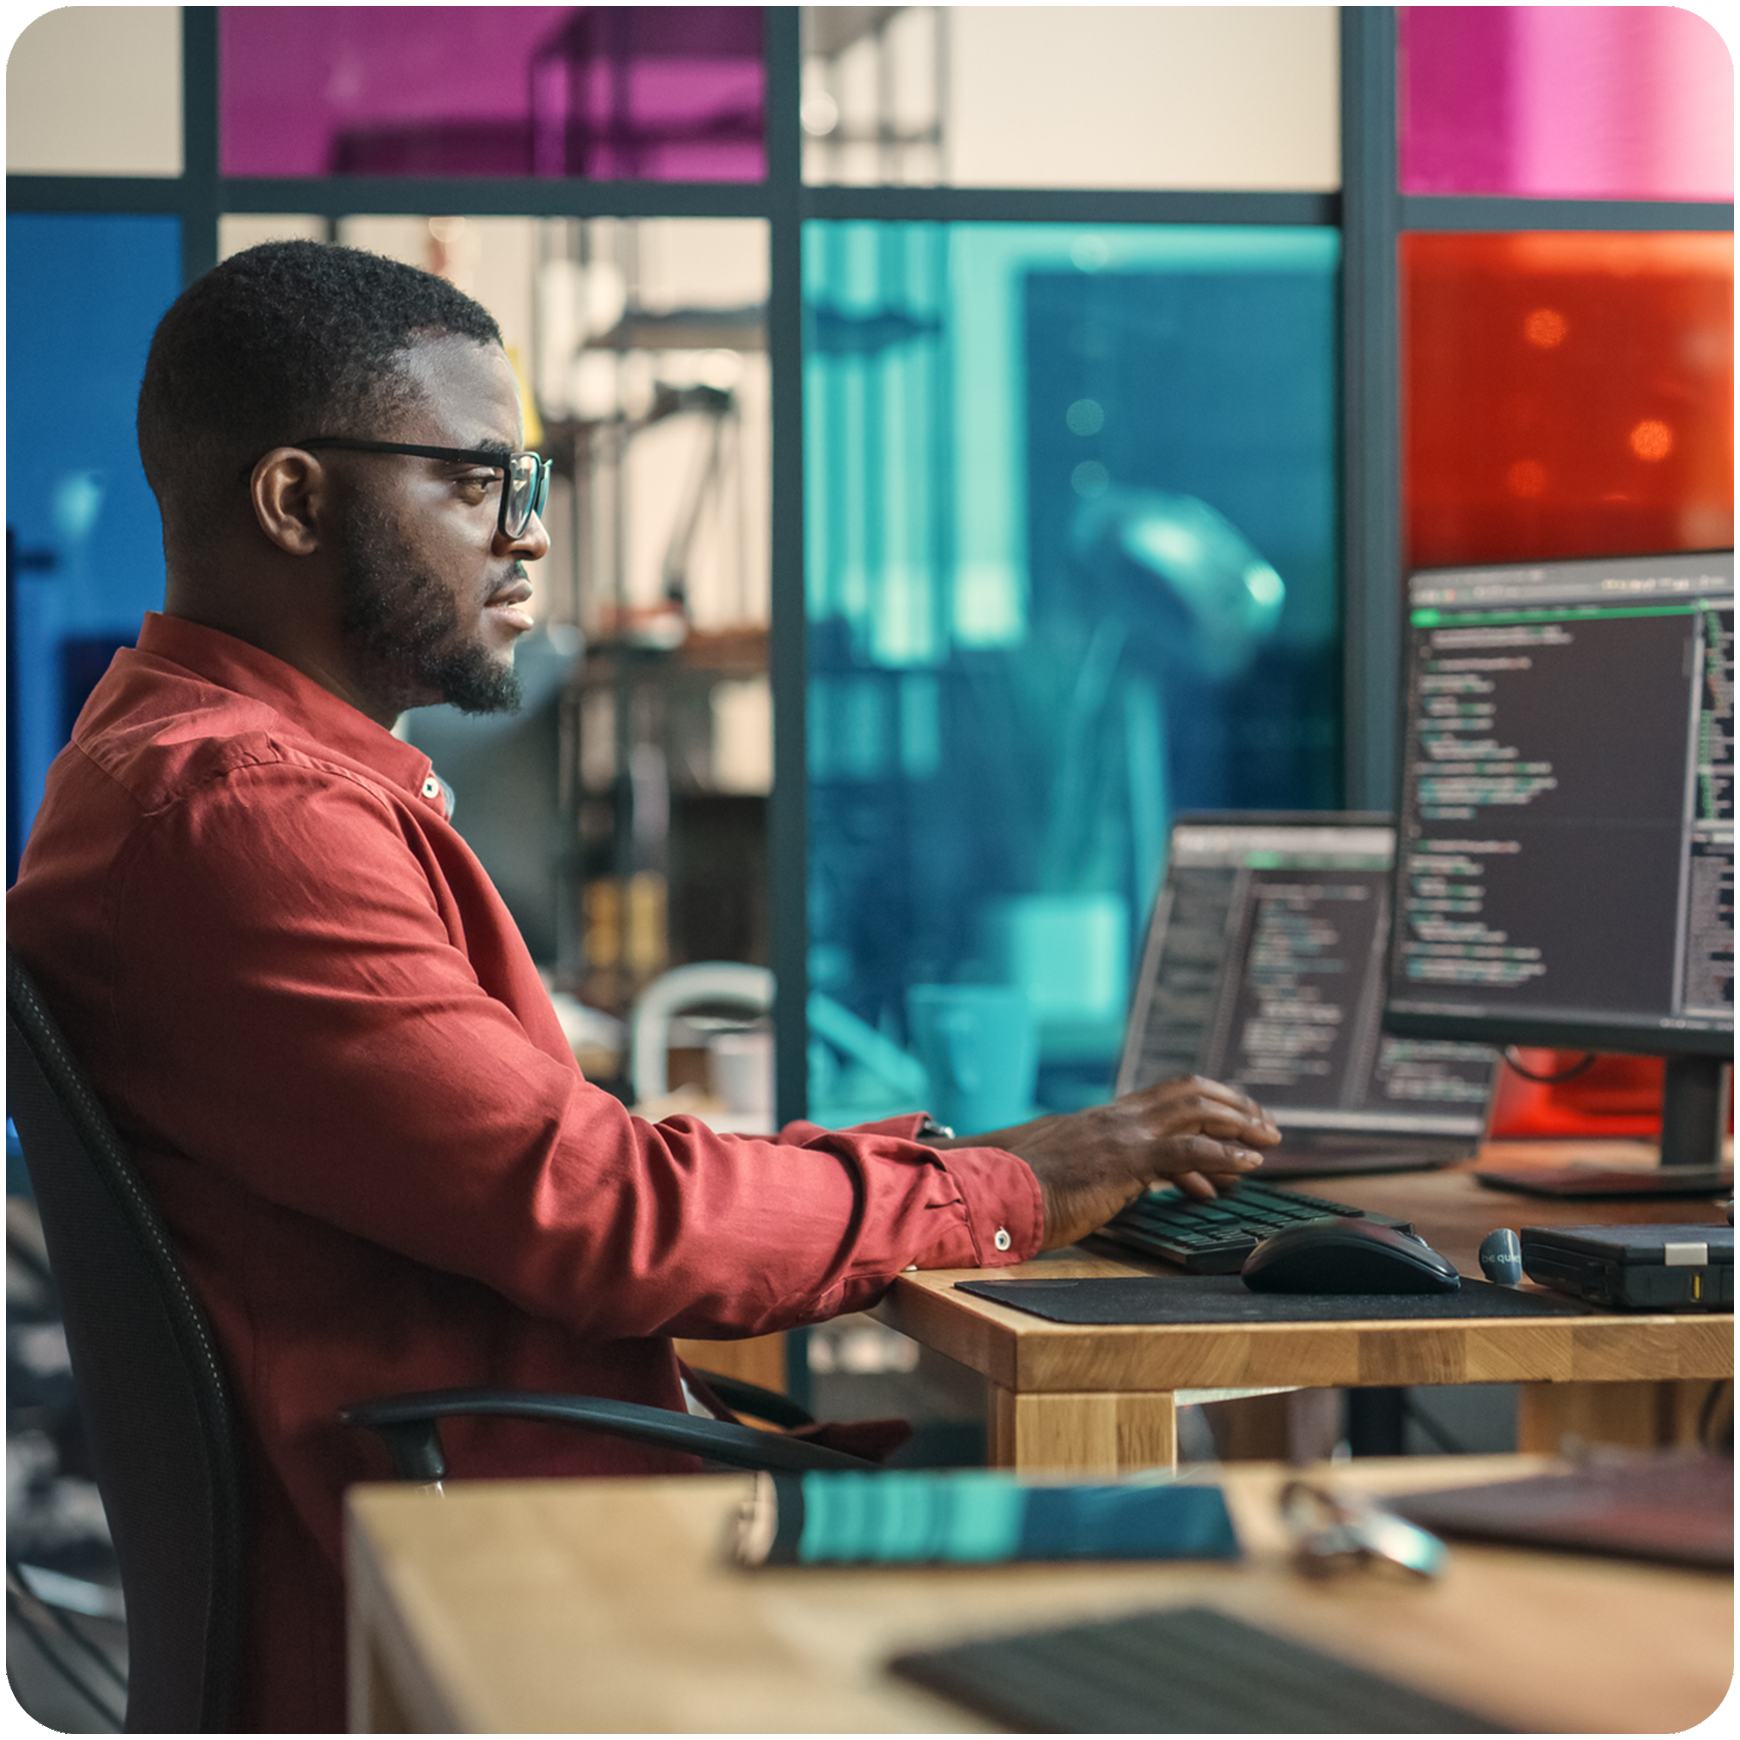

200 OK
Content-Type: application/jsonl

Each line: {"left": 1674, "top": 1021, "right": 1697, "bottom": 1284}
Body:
{"left": 929, "top": 1076, "right": 1281, "bottom": 1253}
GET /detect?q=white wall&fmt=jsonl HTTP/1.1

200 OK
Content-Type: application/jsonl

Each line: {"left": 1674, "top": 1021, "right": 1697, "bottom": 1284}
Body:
{"left": 7, "top": 6, "right": 182, "bottom": 175}
{"left": 806, "top": 5, "right": 1340, "bottom": 189}
{"left": 948, "top": 5, "right": 1339, "bottom": 190}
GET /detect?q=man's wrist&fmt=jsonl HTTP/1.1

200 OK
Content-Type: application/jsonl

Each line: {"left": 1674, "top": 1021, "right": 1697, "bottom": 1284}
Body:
{"left": 914, "top": 1114, "right": 956, "bottom": 1146}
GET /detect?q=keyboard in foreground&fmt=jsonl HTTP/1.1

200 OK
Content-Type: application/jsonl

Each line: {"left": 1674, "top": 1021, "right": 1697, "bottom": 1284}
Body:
{"left": 889, "top": 1603, "right": 1506, "bottom": 1733}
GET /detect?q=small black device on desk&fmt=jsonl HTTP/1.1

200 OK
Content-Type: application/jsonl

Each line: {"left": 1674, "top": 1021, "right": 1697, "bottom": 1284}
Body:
{"left": 1520, "top": 1224, "right": 1734, "bottom": 1309}
{"left": 1098, "top": 1176, "right": 1416, "bottom": 1274}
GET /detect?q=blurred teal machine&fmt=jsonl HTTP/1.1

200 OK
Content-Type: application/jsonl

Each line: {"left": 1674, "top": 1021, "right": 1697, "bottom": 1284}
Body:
{"left": 803, "top": 224, "right": 1341, "bottom": 1128}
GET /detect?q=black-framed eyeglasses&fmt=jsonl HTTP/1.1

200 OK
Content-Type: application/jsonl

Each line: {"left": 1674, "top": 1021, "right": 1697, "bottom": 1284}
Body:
{"left": 291, "top": 437, "right": 552, "bottom": 540}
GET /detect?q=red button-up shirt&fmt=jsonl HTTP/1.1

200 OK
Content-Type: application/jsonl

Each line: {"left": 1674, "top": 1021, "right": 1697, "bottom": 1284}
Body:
{"left": 8, "top": 612, "right": 1043, "bottom": 1731}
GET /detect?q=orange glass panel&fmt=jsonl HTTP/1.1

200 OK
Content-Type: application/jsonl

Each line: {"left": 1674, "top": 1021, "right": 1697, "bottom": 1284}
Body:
{"left": 1403, "top": 231, "right": 1733, "bottom": 570}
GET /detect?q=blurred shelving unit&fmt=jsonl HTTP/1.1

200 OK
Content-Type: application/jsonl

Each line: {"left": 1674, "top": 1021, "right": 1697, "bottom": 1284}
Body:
{"left": 529, "top": 213, "right": 773, "bottom": 1012}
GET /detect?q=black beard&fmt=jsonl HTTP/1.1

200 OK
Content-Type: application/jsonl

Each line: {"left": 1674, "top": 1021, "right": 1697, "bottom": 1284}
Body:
{"left": 337, "top": 497, "right": 523, "bottom": 717}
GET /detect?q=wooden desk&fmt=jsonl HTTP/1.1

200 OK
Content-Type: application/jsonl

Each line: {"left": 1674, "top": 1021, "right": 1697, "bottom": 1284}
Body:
{"left": 873, "top": 1147, "right": 1733, "bottom": 1474}
{"left": 346, "top": 1457, "right": 1732, "bottom": 1732}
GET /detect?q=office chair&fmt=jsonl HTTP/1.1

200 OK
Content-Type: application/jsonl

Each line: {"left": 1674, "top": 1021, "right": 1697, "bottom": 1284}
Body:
{"left": 6, "top": 952, "right": 246, "bottom": 1732}
{"left": 5, "top": 952, "right": 874, "bottom": 1731}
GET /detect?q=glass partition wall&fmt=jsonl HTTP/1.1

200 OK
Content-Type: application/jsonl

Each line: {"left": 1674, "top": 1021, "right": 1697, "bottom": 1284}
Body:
{"left": 7, "top": 6, "right": 1732, "bottom": 1129}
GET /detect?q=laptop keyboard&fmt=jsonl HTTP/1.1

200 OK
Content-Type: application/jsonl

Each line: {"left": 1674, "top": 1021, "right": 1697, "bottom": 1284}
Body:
{"left": 1097, "top": 1177, "right": 1415, "bottom": 1274}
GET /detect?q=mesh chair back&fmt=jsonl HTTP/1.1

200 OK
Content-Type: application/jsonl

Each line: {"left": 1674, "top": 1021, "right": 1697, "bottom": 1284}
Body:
{"left": 6, "top": 952, "right": 245, "bottom": 1732}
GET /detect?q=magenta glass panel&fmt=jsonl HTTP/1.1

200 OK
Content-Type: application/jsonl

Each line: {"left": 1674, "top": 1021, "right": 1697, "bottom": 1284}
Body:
{"left": 1399, "top": 6, "right": 1733, "bottom": 201}
{"left": 221, "top": 7, "right": 765, "bottom": 180}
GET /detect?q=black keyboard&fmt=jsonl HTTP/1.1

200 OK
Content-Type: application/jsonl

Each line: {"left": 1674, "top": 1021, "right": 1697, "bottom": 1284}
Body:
{"left": 1097, "top": 1177, "right": 1415, "bottom": 1274}
{"left": 889, "top": 1603, "right": 1507, "bottom": 1733}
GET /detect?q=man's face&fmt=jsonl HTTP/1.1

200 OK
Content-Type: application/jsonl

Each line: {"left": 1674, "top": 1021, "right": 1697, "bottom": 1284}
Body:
{"left": 332, "top": 335, "right": 549, "bottom": 717}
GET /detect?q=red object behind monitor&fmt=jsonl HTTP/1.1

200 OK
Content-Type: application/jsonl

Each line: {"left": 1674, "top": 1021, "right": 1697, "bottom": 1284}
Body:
{"left": 1488, "top": 1050, "right": 1737, "bottom": 1140}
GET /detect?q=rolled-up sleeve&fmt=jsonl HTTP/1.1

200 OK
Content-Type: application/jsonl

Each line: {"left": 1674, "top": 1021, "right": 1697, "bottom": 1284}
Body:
{"left": 108, "top": 759, "right": 1043, "bottom": 1343}
{"left": 775, "top": 1113, "right": 1043, "bottom": 1276}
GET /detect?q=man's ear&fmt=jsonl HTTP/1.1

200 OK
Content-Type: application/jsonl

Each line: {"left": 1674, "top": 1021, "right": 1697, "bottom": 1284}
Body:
{"left": 249, "top": 448, "right": 328, "bottom": 556}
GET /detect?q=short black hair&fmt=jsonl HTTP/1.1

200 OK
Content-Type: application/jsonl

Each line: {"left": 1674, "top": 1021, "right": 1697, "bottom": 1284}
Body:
{"left": 136, "top": 239, "right": 502, "bottom": 548}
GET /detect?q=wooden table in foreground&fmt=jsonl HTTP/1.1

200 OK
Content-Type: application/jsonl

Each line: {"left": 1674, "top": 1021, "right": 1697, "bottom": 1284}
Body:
{"left": 873, "top": 1145, "right": 1733, "bottom": 1474}
{"left": 346, "top": 1456, "right": 1732, "bottom": 1733}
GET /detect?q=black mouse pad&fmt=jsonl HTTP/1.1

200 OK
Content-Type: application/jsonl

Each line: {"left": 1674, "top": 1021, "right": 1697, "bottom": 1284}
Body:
{"left": 954, "top": 1275, "right": 1599, "bottom": 1324}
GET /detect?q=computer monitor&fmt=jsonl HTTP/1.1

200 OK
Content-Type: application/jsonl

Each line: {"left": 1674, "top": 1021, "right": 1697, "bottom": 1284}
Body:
{"left": 1119, "top": 814, "right": 1496, "bottom": 1174}
{"left": 1385, "top": 550, "right": 1733, "bottom": 1193}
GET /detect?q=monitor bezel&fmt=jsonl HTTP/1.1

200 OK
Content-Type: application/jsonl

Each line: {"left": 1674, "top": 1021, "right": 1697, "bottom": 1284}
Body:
{"left": 1403, "top": 546, "right": 1734, "bottom": 590}
{"left": 1382, "top": 1005, "right": 1733, "bottom": 1057}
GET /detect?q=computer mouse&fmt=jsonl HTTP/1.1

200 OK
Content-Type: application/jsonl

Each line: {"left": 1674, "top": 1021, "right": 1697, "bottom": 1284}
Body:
{"left": 1241, "top": 1217, "right": 1461, "bottom": 1294}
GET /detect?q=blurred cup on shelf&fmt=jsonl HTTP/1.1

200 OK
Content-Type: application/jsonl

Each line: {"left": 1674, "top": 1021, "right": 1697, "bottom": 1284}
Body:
{"left": 708, "top": 1028, "right": 775, "bottom": 1127}
{"left": 905, "top": 985, "right": 1038, "bottom": 1136}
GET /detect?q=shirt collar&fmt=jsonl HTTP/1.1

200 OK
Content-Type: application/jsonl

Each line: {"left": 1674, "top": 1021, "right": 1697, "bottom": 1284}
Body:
{"left": 136, "top": 612, "right": 444, "bottom": 810}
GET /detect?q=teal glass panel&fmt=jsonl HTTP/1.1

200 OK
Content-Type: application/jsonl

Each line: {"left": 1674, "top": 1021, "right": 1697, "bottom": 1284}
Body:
{"left": 804, "top": 224, "right": 1341, "bottom": 1125}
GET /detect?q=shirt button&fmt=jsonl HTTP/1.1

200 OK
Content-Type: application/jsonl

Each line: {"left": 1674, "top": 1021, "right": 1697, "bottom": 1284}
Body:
{"left": 421, "top": 776, "right": 441, "bottom": 801}
{"left": 993, "top": 1228, "right": 1012, "bottom": 1253}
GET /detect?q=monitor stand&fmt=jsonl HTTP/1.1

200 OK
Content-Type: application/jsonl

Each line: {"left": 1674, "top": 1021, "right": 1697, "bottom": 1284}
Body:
{"left": 1474, "top": 1056, "right": 1734, "bottom": 1200}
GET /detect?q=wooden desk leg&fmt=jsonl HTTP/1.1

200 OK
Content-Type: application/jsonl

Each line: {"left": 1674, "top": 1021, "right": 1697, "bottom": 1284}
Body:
{"left": 988, "top": 1386, "right": 1178, "bottom": 1475}
{"left": 348, "top": 1572, "right": 414, "bottom": 1733}
{"left": 348, "top": 1503, "right": 449, "bottom": 1731}
{"left": 349, "top": 1624, "right": 414, "bottom": 1734}
{"left": 1519, "top": 1380, "right": 1713, "bottom": 1455}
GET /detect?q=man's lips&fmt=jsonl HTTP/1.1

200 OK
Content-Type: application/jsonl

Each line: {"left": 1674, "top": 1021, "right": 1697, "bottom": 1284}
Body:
{"left": 487, "top": 576, "right": 533, "bottom": 608}
{"left": 485, "top": 576, "right": 535, "bottom": 631}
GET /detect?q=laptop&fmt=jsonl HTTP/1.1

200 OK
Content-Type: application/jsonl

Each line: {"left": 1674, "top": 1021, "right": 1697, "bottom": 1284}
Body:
{"left": 1116, "top": 814, "right": 1498, "bottom": 1179}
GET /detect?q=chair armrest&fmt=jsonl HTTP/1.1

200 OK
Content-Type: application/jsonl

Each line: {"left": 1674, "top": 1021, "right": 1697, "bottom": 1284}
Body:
{"left": 691, "top": 1370, "right": 816, "bottom": 1429}
{"left": 338, "top": 1388, "right": 873, "bottom": 1482}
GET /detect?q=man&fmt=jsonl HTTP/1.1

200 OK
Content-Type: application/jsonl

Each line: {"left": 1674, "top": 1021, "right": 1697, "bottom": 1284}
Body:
{"left": 7, "top": 242, "right": 1279, "bottom": 1731}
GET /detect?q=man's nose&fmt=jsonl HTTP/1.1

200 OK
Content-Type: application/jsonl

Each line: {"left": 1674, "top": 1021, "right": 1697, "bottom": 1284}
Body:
{"left": 502, "top": 509, "right": 551, "bottom": 562}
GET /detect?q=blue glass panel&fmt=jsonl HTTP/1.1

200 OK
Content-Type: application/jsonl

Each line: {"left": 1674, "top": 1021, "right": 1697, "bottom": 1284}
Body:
{"left": 804, "top": 223, "right": 1341, "bottom": 1124}
{"left": 6, "top": 214, "right": 181, "bottom": 879}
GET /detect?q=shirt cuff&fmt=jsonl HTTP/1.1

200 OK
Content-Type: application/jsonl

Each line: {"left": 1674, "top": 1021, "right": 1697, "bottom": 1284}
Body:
{"left": 916, "top": 1143, "right": 1044, "bottom": 1269}
{"left": 777, "top": 1112, "right": 1044, "bottom": 1270}
{"left": 826, "top": 1111, "right": 934, "bottom": 1142}
{"left": 840, "top": 1113, "right": 1041, "bottom": 1266}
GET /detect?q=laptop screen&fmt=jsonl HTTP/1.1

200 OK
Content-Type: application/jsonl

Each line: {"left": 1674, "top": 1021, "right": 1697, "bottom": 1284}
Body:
{"left": 1117, "top": 818, "right": 1495, "bottom": 1137}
